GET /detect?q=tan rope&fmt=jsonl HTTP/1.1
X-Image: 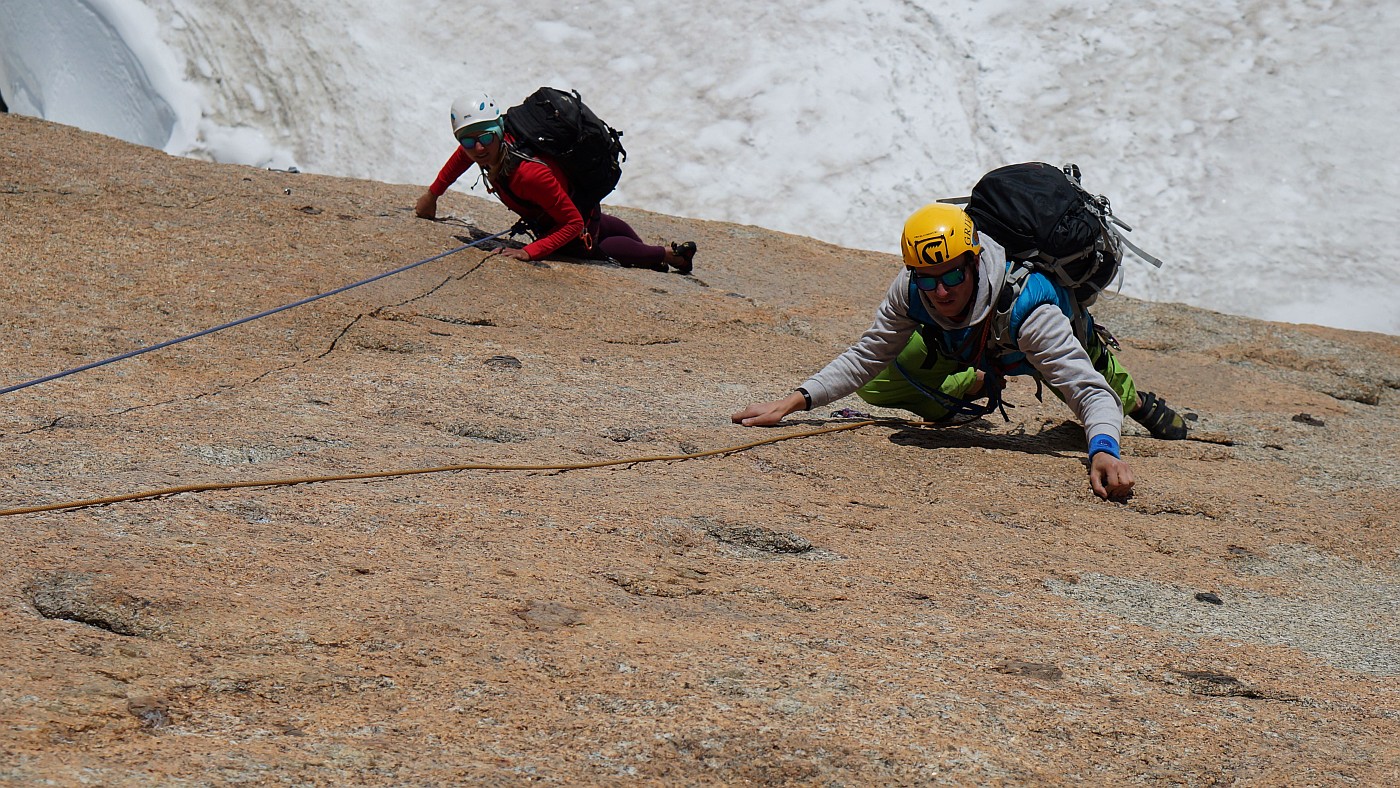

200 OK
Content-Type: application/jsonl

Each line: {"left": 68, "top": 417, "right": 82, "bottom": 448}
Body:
{"left": 0, "top": 419, "right": 922, "bottom": 517}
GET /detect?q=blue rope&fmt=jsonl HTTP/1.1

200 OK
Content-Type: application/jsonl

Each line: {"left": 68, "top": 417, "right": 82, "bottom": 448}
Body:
{"left": 1, "top": 229, "right": 511, "bottom": 396}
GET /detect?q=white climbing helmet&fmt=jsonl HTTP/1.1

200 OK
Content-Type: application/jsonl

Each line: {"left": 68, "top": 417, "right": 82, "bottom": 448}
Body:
{"left": 450, "top": 92, "right": 503, "bottom": 138}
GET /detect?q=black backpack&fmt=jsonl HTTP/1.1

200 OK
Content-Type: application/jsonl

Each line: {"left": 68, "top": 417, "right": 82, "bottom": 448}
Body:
{"left": 503, "top": 87, "right": 627, "bottom": 221}
{"left": 952, "top": 162, "right": 1161, "bottom": 302}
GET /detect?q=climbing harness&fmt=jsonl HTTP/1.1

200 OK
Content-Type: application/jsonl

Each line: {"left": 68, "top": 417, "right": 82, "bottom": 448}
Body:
{"left": 0, "top": 228, "right": 515, "bottom": 396}
{"left": 893, "top": 303, "right": 1013, "bottom": 421}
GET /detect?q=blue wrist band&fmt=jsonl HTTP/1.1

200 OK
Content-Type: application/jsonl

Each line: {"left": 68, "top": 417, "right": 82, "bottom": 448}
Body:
{"left": 1088, "top": 434, "right": 1120, "bottom": 459}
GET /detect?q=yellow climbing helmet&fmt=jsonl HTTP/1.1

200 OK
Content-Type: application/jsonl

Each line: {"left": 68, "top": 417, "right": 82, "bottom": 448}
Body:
{"left": 900, "top": 203, "right": 981, "bottom": 270}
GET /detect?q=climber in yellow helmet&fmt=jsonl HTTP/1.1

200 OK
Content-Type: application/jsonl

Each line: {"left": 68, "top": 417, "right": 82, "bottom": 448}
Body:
{"left": 732, "top": 203, "right": 1188, "bottom": 501}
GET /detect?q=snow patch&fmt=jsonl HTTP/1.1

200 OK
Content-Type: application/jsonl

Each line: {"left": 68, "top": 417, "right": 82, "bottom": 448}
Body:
{"left": 1, "top": 0, "right": 1396, "bottom": 334}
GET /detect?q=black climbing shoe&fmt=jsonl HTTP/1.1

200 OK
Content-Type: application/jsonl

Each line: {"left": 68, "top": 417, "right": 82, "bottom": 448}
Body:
{"left": 1130, "top": 391, "right": 1188, "bottom": 440}
{"left": 669, "top": 241, "right": 697, "bottom": 274}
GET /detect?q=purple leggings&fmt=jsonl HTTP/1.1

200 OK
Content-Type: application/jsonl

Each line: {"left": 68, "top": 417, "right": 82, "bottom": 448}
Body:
{"left": 561, "top": 213, "right": 666, "bottom": 267}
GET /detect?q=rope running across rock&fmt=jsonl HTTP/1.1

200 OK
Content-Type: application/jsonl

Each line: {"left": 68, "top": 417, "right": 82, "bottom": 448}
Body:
{"left": 0, "top": 226, "right": 513, "bottom": 396}
{"left": 0, "top": 419, "right": 939, "bottom": 517}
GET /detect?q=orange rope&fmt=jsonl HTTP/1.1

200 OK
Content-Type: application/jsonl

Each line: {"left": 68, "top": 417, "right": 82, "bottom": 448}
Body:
{"left": 0, "top": 419, "right": 926, "bottom": 517}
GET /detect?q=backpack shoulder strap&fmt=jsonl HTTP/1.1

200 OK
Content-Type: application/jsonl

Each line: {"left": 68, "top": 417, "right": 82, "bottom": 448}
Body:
{"left": 989, "top": 263, "right": 1032, "bottom": 352}
{"left": 992, "top": 263, "right": 1094, "bottom": 349}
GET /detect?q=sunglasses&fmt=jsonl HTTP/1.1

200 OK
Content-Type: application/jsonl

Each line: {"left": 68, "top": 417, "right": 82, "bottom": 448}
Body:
{"left": 457, "top": 129, "right": 500, "bottom": 148}
{"left": 910, "top": 263, "right": 971, "bottom": 291}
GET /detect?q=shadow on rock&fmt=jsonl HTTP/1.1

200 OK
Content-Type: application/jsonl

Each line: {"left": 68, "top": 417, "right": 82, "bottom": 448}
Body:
{"left": 887, "top": 419, "right": 1083, "bottom": 458}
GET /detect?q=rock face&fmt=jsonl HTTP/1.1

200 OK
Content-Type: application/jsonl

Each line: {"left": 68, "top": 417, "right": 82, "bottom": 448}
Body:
{"left": 2, "top": 112, "right": 1398, "bottom": 784}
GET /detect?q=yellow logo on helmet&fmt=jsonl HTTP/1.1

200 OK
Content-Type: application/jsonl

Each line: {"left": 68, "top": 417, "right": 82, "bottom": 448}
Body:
{"left": 912, "top": 233, "right": 950, "bottom": 267}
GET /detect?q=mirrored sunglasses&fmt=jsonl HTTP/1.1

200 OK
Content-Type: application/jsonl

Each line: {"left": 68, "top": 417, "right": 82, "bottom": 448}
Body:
{"left": 457, "top": 129, "right": 500, "bottom": 148}
{"left": 910, "top": 264, "right": 970, "bottom": 291}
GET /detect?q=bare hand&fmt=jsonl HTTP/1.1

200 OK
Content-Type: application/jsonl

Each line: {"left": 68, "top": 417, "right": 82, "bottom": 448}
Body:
{"left": 732, "top": 392, "right": 807, "bottom": 427}
{"left": 414, "top": 191, "right": 438, "bottom": 219}
{"left": 1089, "top": 452, "right": 1135, "bottom": 501}
{"left": 499, "top": 247, "right": 532, "bottom": 261}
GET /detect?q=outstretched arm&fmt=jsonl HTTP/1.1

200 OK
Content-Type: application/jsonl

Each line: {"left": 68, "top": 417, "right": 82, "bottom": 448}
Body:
{"left": 1019, "top": 304, "right": 1134, "bottom": 500}
{"left": 789, "top": 271, "right": 922, "bottom": 408}
{"left": 734, "top": 271, "right": 919, "bottom": 427}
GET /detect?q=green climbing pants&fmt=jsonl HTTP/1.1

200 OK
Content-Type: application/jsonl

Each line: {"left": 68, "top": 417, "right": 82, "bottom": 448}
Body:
{"left": 855, "top": 330, "right": 1139, "bottom": 421}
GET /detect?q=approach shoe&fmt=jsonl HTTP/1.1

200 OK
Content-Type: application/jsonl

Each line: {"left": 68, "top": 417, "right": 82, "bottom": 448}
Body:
{"left": 669, "top": 241, "right": 697, "bottom": 274}
{"left": 1130, "top": 391, "right": 1189, "bottom": 440}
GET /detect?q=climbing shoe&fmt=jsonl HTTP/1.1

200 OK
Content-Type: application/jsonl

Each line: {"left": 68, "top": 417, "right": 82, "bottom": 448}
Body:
{"left": 1130, "top": 391, "right": 1188, "bottom": 440}
{"left": 669, "top": 241, "right": 697, "bottom": 274}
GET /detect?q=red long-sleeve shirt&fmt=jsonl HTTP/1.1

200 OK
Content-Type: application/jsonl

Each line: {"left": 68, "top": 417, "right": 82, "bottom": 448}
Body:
{"left": 428, "top": 138, "right": 584, "bottom": 260}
